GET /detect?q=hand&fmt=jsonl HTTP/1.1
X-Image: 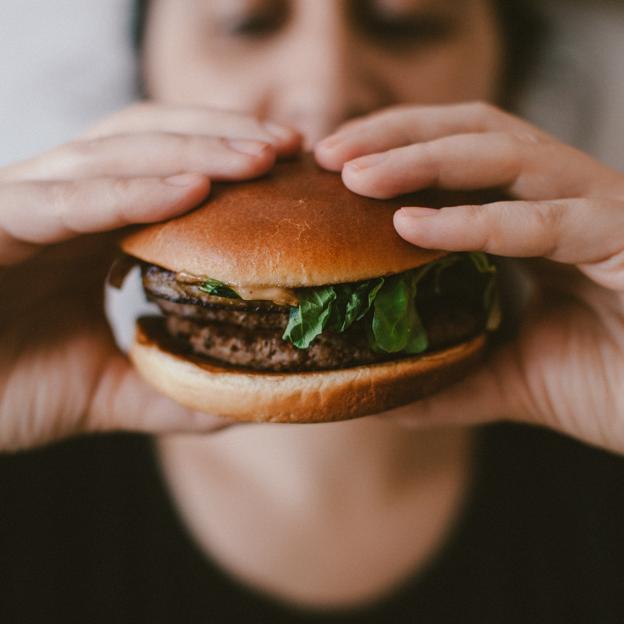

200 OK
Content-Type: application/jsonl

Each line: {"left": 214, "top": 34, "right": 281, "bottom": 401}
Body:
{"left": 0, "top": 103, "right": 301, "bottom": 452}
{"left": 316, "top": 102, "right": 624, "bottom": 453}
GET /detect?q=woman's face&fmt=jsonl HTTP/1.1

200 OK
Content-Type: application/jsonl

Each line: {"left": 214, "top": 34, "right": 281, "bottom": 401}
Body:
{"left": 144, "top": 0, "right": 503, "bottom": 143}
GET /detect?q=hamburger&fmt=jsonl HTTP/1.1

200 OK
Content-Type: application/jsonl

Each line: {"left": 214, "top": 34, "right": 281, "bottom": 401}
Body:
{"left": 114, "top": 155, "right": 500, "bottom": 424}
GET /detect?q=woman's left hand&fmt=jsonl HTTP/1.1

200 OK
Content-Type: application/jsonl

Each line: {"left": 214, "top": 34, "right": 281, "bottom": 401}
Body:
{"left": 315, "top": 102, "right": 624, "bottom": 453}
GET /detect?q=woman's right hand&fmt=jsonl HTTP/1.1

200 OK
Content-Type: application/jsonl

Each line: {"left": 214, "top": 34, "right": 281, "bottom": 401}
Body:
{"left": 0, "top": 103, "right": 301, "bottom": 452}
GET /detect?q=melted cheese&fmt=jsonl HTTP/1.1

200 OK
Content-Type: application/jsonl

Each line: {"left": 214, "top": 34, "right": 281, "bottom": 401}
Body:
{"left": 234, "top": 285, "right": 299, "bottom": 307}
{"left": 176, "top": 271, "right": 299, "bottom": 306}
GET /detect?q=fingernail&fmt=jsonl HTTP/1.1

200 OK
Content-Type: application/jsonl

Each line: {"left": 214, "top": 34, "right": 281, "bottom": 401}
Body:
{"left": 226, "top": 139, "right": 270, "bottom": 156}
{"left": 263, "top": 121, "right": 295, "bottom": 141}
{"left": 346, "top": 152, "right": 388, "bottom": 171}
{"left": 164, "top": 173, "right": 204, "bottom": 187}
{"left": 398, "top": 207, "right": 440, "bottom": 218}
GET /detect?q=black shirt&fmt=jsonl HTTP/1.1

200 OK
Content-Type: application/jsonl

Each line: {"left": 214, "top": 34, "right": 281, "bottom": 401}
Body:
{"left": 1, "top": 423, "right": 624, "bottom": 623}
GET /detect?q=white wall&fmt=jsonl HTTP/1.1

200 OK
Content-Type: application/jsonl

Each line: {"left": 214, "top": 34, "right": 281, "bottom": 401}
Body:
{"left": 0, "top": 0, "right": 136, "bottom": 166}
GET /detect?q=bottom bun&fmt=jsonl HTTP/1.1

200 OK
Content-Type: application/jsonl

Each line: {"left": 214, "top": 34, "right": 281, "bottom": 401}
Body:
{"left": 130, "top": 317, "right": 486, "bottom": 424}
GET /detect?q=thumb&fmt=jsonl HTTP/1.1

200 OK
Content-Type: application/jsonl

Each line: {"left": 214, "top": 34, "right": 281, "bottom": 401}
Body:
{"left": 378, "top": 345, "right": 528, "bottom": 429}
{"left": 87, "top": 354, "right": 233, "bottom": 435}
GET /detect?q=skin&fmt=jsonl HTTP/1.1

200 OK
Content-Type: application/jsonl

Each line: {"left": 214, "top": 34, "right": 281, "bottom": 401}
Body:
{"left": 0, "top": 109, "right": 301, "bottom": 449}
{"left": 315, "top": 102, "right": 624, "bottom": 451}
{"left": 2, "top": 0, "right": 624, "bottom": 610}
{"left": 144, "top": 0, "right": 502, "bottom": 144}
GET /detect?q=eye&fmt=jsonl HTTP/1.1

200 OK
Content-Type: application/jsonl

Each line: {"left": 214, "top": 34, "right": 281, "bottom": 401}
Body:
{"left": 354, "top": 3, "right": 459, "bottom": 48}
{"left": 222, "top": 1, "right": 289, "bottom": 38}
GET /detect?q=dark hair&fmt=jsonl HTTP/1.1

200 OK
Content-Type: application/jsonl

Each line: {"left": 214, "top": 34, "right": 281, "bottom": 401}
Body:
{"left": 493, "top": 1, "right": 546, "bottom": 104}
{"left": 132, "top": 0, "right": 545, "bottom": 104}
{"left": 133, "top": 0, "right": 149, "bottom": 53}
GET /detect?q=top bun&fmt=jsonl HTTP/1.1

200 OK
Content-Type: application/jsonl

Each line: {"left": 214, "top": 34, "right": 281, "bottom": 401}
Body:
{"left": 122, "top": 154, "right": 474, "bottom": 288}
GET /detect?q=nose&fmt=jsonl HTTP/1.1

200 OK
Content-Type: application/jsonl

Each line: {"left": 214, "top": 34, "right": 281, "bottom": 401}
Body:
{"left": 266, "top": 2, "right": 390, "bottom": 146}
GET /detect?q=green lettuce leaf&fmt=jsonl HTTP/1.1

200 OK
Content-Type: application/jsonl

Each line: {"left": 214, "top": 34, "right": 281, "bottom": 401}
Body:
{"left": 326, "top": 285, "right": 351, "bottom": 333}
{"left": 467, "top": 252, "right": 501, "bottom": 331}
{"left": 199, "top": 278, "right": 240, "bottom": 299}
{"left": 281, "top": 252, "right": 500, "bottom": 353}
{"left": 371, "top": 275, "right": 411, "bottom": 352}
{"left": 283, "top": 287, "right": 337, "bottom": 349}
{"left": 284, "top": 278, "right": 385, "bottom": 348}
{"left": 467, "top": 252, "right": 496, "bottom": 274}
{"left": 342, "top": 278, "right": 384, "bottom": 330}
{"left": 370, "top": 268, "right": 430, "bottom": 354}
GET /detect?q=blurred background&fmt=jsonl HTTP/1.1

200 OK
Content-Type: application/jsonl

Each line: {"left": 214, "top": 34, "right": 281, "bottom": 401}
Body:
{"left": 0, "top": 0, "right": 136, "bottom": 165}
{"left": 1, "top": 0, "right": 624, "bottom": 170}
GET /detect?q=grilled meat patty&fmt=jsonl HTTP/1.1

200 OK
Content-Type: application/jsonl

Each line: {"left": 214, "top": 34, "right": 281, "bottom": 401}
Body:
{"left": 165, "top": 316, "right": 381, "bottom": 371}
{"left": 142, "top": 264, "right": 285, "bottom": 311}
{"left": 141, "top": 264, "right": 484, "bottom": 372}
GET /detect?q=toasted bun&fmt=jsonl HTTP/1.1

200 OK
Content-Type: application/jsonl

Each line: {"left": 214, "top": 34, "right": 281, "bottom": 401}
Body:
{"left": 122, "top": 154, "right": 486, "bottom": 288}
{"left": 130, "top": 318, "right": 486, "bottom": 424}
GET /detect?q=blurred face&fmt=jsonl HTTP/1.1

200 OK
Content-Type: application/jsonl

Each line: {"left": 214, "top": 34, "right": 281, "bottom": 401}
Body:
{"left": 144, "top": 0, "right": 503, "bottom": 143}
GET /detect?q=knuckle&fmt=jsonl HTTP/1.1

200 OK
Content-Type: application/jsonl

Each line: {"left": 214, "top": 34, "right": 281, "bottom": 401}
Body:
{"left": 60, "top": 138, "right": 103, "bottom": 164}
{"left": 463, "top": 203, "right": 500, "bottom": 252}
{"left": 494, "top": 131, "right": 526, "bottom": 151}
{"left": 48, "top": 180, "right": 79, "bottom": 206}
{"left": 462, "top": 203, "right": 489, "bottom": 224}
{"left": 165, "top": 131, "right": 192, "bottom": 148}
{"left": 533, "top": 201, "right": 563, "bottom": 232}
{"left": 523, "top": 201, "right": 564, "bottom": 259}
{"left": 105, "top": 179, "right": 139, "bottom": 226}
{"left": 418, "top": 142, "right": 441, "bottom": 183}
{"left": 490, "top": 132, "right": 529, "bottom": 174}
{"left": 467, "top": 100, "right": 498, "bottom": 118}
{"left": 47, "top": 181, "right": 80, "bottom": 229}
{"left": 110, "top": 177, "right": 136, "bottom": 198}
{"left": 462, "top": 101, "right": 505, "bottom": 130}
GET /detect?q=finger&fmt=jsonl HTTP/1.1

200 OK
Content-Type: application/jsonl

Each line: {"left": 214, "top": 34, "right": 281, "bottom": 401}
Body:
{"left": 0, "top": 328, "right": 233, "bottom": 451}
{"left": 4, "top": 133, "right": 277, "bottom": 182}
{"left": 378, "top": 325, "right": 547, "bottom": 432}
{"left": 315, "top": 101, "right": 541, "bottom": 171}
{"left": 84, "top": 103, "right": 302, "bottom": 156}
{"left": 393, "top": 198, "right": 624, "bottom": 289}
{"left": 378, "top": 359, "right": 516, "bottom": 429}
{"left": 87, "top": 354, "right": 234, "bottom": 435}
{"left": 340, "top": 132, "right": 611, "bottom": 201}
{"left": 0, "top": 174, "right": 210, "bottom": 265}
{"left": 379, "top": 316, "right": 624, "bottom": 453}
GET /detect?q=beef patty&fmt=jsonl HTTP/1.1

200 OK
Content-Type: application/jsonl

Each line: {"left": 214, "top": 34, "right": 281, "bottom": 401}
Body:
{"left": 141, "top": 264, "right": 485, "bottom": 372}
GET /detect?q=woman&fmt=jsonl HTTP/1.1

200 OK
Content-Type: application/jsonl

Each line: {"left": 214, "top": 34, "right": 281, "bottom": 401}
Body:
{"left": 2, "top": 0, "right": 624, "bottom": 621}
